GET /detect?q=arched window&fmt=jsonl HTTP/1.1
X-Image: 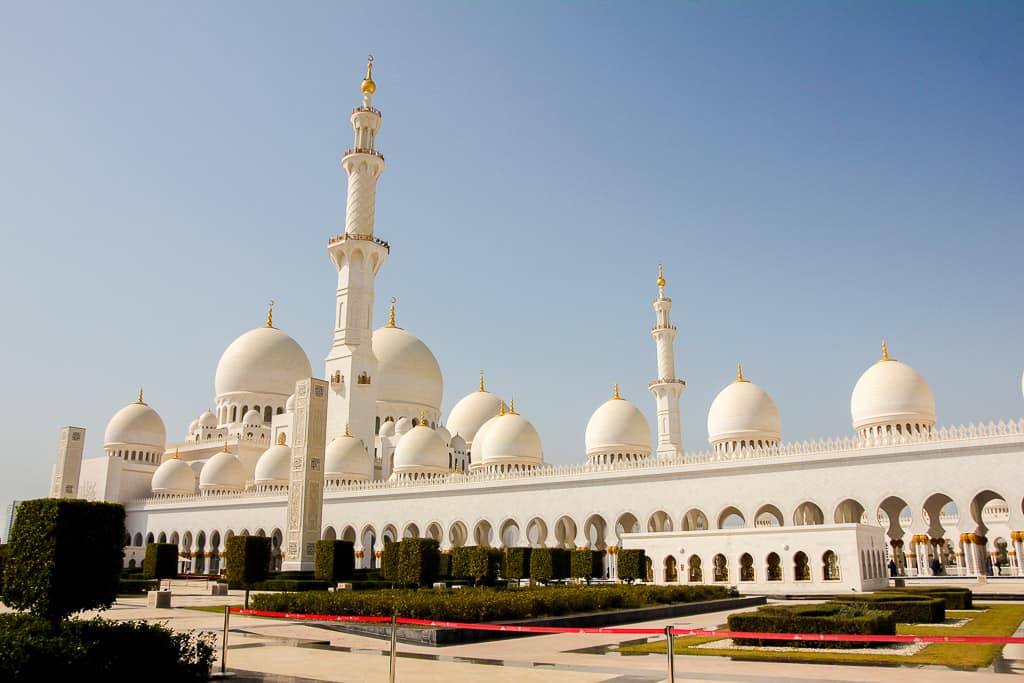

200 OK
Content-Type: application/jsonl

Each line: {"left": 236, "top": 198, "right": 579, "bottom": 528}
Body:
{"left": 664, "top": 556, "right": 678, "bottom": 582}
{"left": 276, "top": 407, "right": 283, "bottom": 415}
{"left": 713, "top": 554, "right": 728, "bottom": 582}
{"left": 823, "top": 550, "right": 840, "bottom": 580}
{"left": 231, "top": 406, "right": 238, "bottom": 422}
{"left": 688, "top": 555, "right": 703, "bottom": 582}
{"left": 264, "top": 406, "right": 273, "bottom": 422}
{"left": 766, "top": 552, "right": 782, "bottom": 581}
{"left": 793, "top": 551, "right": 810, "bottom": 581}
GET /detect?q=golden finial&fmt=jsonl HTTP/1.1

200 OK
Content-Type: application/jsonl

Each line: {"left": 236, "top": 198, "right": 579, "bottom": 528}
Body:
{"left": 222, "top": 440, "right": 229, "bottom": 453}
{"left": 735, "top": 363, "right": 749, "bottom": 383}
{"left": 136, "top": 387, "right": 146, "bottom": 405}
{"left": 277, "top": 432, "right": 286, "bottom": 446}
{"left": 881, "top": 340, "right": 892, "bottom": 362}
{"left": 509, "top": 398, "right": 516, "bottom": 415}
{"left": 344, "top": 423, "right": 351, "bottom": 437}
{"left": 498, "top": 400, "right": 506, "bottom": 416}
{"left": 479, "top": 371, "right": 485, "bottom": 392}
{"left": 419, "top": 410, "right": 428, "bottom": 427}
{"left": 266, "top": 299, "right": 275, "bottom": 328}
{"left": 657, "top": 263, "right": 666, "bottom": 288}
{"left": 613, "top": 383, "right": 621, "bottom": 400}
{"left": 387, "top": 297, "right": 397, "bottom": 328}
{"left": 361, "top": 55, "right": 376, "bottom": 94}
{"left": 173, "top": 448, "right": 179, "bottom": 460}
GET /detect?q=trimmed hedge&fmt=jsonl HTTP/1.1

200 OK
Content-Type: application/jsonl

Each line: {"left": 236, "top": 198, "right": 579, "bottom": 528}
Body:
{"left": 504, "top": 547, "right": 531, "bottom": 582}
{"left": 314, "top": 540, "right": 355, "bottom": 583}
{"left": 251, "top": 584, "right": 737, "bottom": 622}
{"left": 0, "top": 613, "right": 214, "bottom": 681}
{"left": 571, "top": 549, "right": 604, "bottom": 581}
{"left": 438, "top": 552, "right": 452, "bottom": 578}
{"left": 452, "top": 546, "right": 499, "bottom": 586}
{"left": 118, "top": 578, "right": 158, "bottom": 595}
{"left": 142, "top": 543, "right": 179, "bottom": 580}
{"left": 0, "top": 544, "right": 6, "bottom": 593}
{"left": 728, "top": 603, "right": 896, "bottom": 648}
{"left": 380, "top": 541, "right": 399, "bottom": 583}
{"left": 617, "top": 549, "right": 646, "bottom": 583}
{"left": 830, "top": 593, "right": 945, "bottom": 623}
{"left": 2, "top": 499, "right": 125, "bottom": 622}
{"left": 397, "top": 538, "right": 440, "bottom": 587}
{"left": 225, "top": 535, "right": 271, "bottom": 587}
{"left": 530, "top": 548, "right": 570, "bottom": 583}
{"left": 878, "top": 586, "right": 973, "bottom": 610}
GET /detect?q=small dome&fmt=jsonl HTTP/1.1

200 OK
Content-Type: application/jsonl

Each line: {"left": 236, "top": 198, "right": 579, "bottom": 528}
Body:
{"left": 373, "top": 325, "right": 443, "bottom": 415}
{"left": 707, "top": 373, "right": 781, "bottom": 449}
{"left": 325, "top": 435, "right": 371, "bottom": 481}
{"left": 435, "top": 425, "right": 451, "bottom": 447}
{"left": 395, "top": 416, "right": 413, "bottom": 437}
{"left": 199, "top": 450, "right": 246, "bottom": 491}
{"left": 254, "top": 443, "right": 291, "bottom": 484}
{"left": 851, "top": 348, "right": 935, "bottom": 436}
{"left": 104, "top": 400, "right": 167, "bottom": 450}
{"left": 379, "top": 419, "right": 396, "bottom": 438}
{"left": 585, "top": 397, "right": 651, "bottom": 458}
{"left": 446, "top": 389, "right": 503, "bottom": 445}
{"left": 480, "top": 412, "right": 543, "bottom": 467}
{"left": 469, "top": 413, "right": 501, "bottom": 464}
{"left": 242, "top": 409, "right": 263, "bottom": 426}
{"left": 198, "top": 410, "right": 218, "bottom": 428}
{"left": 214, "top": 326, "right": 312, "bottom": 399}
{"left": 189, "top": 419, "right": 199, "bottom": 433}
{"left": 450, "top": 434, "right": 467, "bottom": 452}
{"left": 286, "top": 393, "right": 296, "bottom": 413}
{"left": 392, "top": 424, "right": 448, "bottom": 476}
{"left": 151, "top": 457, "right": 196, "bottom": 496}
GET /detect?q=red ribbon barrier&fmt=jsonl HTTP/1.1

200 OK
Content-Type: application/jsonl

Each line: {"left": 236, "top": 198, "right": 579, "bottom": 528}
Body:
{"left": 229, "top": 608, "right": 1024, "bottom": 645}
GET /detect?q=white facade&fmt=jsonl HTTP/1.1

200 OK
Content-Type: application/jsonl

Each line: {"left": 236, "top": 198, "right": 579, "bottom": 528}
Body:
{"left": 48, "top": 60, "right": 1024, "bottom": 589}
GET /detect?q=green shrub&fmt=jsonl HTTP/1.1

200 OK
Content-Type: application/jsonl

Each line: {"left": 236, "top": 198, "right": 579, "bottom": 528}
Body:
{"left": 0, "top": 544, "right": 6, "bottom": 593}
{"left": 452, "top": 546, "right": 498, "bottom": 586}
{"left": 504, "top": 547, "right": 531, "bottom": 582}
{"left": 314, "top": 540, "right": 355, "bottom": 583}
{"left": 529, "top": 548, "right": 570, "bottom": 583}
{"left": 251, "top": 583, "right": 735, "bottom": 622}
{"left": 142, "top": 543, "right": 178, "bottom": 580}
{"left": 728, "top": 603, "right": 895, "bottom": 648}
{"left": 225, "top": 535, "right": 271, "bottom": 587}
{"left": 438, "top": 552, "right": 452, "bottom": 578}
{"left": 877, "top": 586, "right": 973, "bottom": 610}
{"left": 397, "top": 538, "right": 440, "bottom": 587}
{"left": 380, "top": 541, "right": 399, "bottom": 582}
{"left": 571, "top": 549, "right": 604, "bottom": 581}
{"left": 118, "top": 578, "right": 158, "bottom": 595}
{"left": 617, "top": 549, "right": 646, "bottom": 583}
{"left": 2, "top": 499, "right": 125, "bottom": 622}
{"left": 0, "top": 613, "right": 214, "bottom": 681}
{"left": 829, "top": 593, "right": 945, "bottom": 623}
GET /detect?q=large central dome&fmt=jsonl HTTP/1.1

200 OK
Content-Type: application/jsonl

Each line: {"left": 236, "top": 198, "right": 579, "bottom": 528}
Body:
{"left": 372, "top": 325, "right": 443, "bottom": 414}
{"left": 214, "top": 326, "right": 313, "bottom": 398}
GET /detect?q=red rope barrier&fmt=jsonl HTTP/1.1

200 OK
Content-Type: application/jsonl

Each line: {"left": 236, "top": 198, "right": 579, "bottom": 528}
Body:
{"left": 229, "top": 608, "right": 1024, "bottom": 645}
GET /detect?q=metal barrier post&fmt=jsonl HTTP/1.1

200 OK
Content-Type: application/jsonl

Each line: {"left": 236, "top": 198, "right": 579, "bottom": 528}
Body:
{"left": 665, "top": 625, "right": 675, "bottom": 681}
{"left": 389, "top": 614, "right": 398, "bottom": 683}
{"left": 221, "top": 605, "right": 230, "bottom": 675}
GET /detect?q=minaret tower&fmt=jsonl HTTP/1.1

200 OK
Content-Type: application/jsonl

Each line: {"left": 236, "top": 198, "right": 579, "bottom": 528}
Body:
{"left": 325, "top": 56, "right": 388, "bottom": 451}
{"left": 649, "top": 263, "right": 685, "bottom": 457}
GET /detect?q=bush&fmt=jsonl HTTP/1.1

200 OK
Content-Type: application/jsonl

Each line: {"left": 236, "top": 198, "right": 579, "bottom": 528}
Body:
{"left": 142, "top": 543, "right": 178, "bottom": 580}
{"left": 0, "top": 544, "right": 6, "bottom": 593}
{"left": 251, "top": 583, "right": 736, "bottom": 622}
{"left": 380, "top": 541, "right": 399, "bottom": 583}
{"left": 877, "top": 586, "right": 973, "bottom": 610}
{"left": 314, "top": 540, "right": 355, "bottom": 583}
{"left": 617, "top": 549, "right": 646, "bottom": 583}
{"left": 397, "top": 538, "right": 440, "bottom": 587}
{"left": 225, "top": 535, "right": 271, "bottom": 587}
{"left": 830, "top": 593, "right": 945, "bottom": 623}
{"left": 438, "top": 552, "right": 452, "bottom": 578}
{"left": 2, "top": 499, "right": 125, "bottom": 622}
{"left": 728, "top": 603, "right": 895, "bottom": 648}
{"left": 530, "top": 548, "right": 570, "bottom": 583}
{"left": 571, "top": 549, "right": 604, "bottom": 582}
{"left": 504, "top": 547, "right": 531, "bottom": 582}
{"left": 0, "top": 613, "right": 214, "bottom": 681}
{"left": 118, "top": 578, "right": 158, "bottom": 595}
{"left": 452, "top": 546, "right": 499, "bottom": 586}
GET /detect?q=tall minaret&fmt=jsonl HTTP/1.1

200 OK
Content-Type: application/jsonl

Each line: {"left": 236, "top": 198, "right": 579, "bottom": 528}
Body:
{"left": 325, "top": 56, "right": 388, "bottom": 452}
{"left": 649, "top": 264, "right": 685, "bottom": 457}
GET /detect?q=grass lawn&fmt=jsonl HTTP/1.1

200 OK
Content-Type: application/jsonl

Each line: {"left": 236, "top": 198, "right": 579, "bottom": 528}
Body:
{"left": 617, "top": 604, "right": 1024, "bottom": 669}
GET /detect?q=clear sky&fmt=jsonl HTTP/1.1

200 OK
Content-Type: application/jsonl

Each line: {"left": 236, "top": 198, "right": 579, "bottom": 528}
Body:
{"left": 1, "top": 2, "right": 1022, "bottom": 527}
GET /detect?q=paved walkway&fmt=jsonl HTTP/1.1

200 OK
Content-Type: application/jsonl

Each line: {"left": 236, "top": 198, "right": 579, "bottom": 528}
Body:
{"left": 75, "top": 579, "right": 1024, "bottom": 682}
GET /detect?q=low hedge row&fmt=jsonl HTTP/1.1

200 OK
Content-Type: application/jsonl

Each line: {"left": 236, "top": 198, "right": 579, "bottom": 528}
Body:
{"left": 830, "top": 593, "right": 945, "bottom": 623}
{"left": 228, "top": 579, "right": 330, "bottom": 592}
{"left": 727, "top": 603, "right": 896, "bottom": 649}
{"left": 878, "top": 586, "right": 972, "bottom": 610}
{"left": 118, "top": 578, "right": 158, "bottom": 595}
{"left": 250, "top": 584, "right": 735, "bottom": 622}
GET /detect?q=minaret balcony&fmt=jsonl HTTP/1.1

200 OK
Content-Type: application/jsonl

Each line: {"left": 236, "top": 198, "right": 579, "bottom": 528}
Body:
{"left": 651, "top": 324, "right": 677, "bottom": 332}
{"left": 343, "top": 148, "right": 385, "bottom": 162}
{"left": 352, "top": 106, "right": 381, "bottom": 117}
{"left": 327, "top": 233, "right": 390, "bottom": 252}
{"left": 648, "top": 378, "right": 686, "bottom": 388}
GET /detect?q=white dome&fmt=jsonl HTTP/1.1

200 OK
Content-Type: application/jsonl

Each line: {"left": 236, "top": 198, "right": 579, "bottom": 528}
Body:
{"left": 395, "top": 416, "right": 413, "bottom": 437}
{"left": 372, "top": 326, "right": 443, "bottom": 413}
{"left": 435, "top": 425, "right": 451, "bottom": 447}
{"left": 325, "top": 435, "right": 371, "bottom": 481}
{"left": 286, "top": 393, "right": 296, "bottom": 413}
{"left": 851, "top": 351, "right": 935, "bottom": 435}
{"left": 254, "top": 443, "right": 291, "bottom": 483}
{"left": 451, "top": 434, "right": 467, "bottom": 452}
{"left": 392, "top": 425, "right": 448, "bottom": 476}
{"left": 214, "top": 326, "right": 312, "bottom": 398}
{"left": 469, "top": 413, "right": 501, "bottom": 464}
{"left": 379, "top": 419, "right": 396, "bottom": 438}
{"left": 151, "top": 457, "right": 196, "bottom": 495}
{"left": 189, "top": 419, "right": 199, "bottom": 433}
{"left": 104, "top": 400, "right": 167, "bottom": 450}
{"left": 585, "top": 397, "right": 651, "bottom": 457}
{"left": 446, "top": 389, "right": 503, "bottom": 445}
{"left": 242, "top": 409, "right": 263, "bottom": 425}
{"left": 198, "top": 410, "right": 218, "bottom": 428}
{"left": 199, "top": 450, "right": 246, "bottom": 491}
{"left": 480, "top": 412, "right": 543, "bottom": 467}
{"left": 707, "top": 375, "right": 781, "bottom": 448}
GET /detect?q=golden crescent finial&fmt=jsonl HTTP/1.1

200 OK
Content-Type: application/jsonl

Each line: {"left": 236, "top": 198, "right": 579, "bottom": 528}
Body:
{"left": 361, "top": 55, "right": 377, "bottom": 94}
{"left": 479, "top": 370, "right": 485, "bottom": 392}
{"left": 613, "top": 383, "right": 621, "bottom": 400}
{"left": 657, "top": 262, "right": 666, "bottom": 288}
{"left": 881, "top": 340, "right": 890, "bottom": 362}
{"left": 388, "top": 297, "right": 397, "bottom": 328}
{"left": 277, "top": 432, "right": 286, "bottom": 446}
{"left": 498, "top": 400, "right": 506, "bottom": 416}
{"left": 344, "top": 423, "right": 351, "bottom": 437}
{"left": 136, "top": 387, "right": 145, "bottom": 405}
{"left": 419, "top": 410, "right": 427, "bottom": 427}
{"left": 223, "top": 440, "right": 229, "bottom": 453}
{"left": 735, "top": 363, "right": 749, "bottom": 383}
{"left": 173, "top": 448, "right": 179, "bottom": 460}
{"left": 509, "top": 398, "right": 516, "bottom": 415}
{"left": 266, "top": 299, "right": 275, "bottom": 328}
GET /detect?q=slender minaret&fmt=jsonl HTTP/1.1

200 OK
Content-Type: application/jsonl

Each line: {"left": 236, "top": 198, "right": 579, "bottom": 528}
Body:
{"left": 325, "top": 56, "right": 388, "bottom": 451}
{"left": 649, "top": 263, "right": 685, "bottom": 457}
{"left": 50, "top": 426, "right": 86, "bottom": 498}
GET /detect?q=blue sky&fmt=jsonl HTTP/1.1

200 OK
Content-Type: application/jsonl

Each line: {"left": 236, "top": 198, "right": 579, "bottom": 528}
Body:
{"left": 1, "top": 2, "right": 1022, "bottom": 525}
